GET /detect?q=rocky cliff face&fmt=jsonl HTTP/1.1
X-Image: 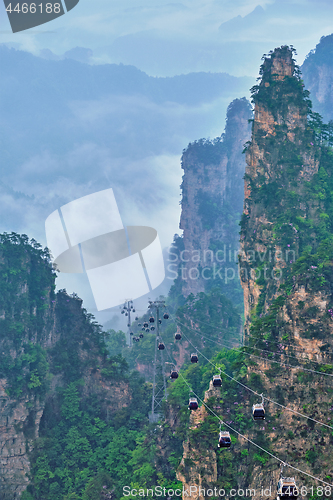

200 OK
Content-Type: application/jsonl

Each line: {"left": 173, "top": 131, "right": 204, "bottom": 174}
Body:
{"left": 0, "top": 379, "right": 43, "bottom": 499}
{"left": 240, "top": 45, "right": 333, "bottom": 354}
{"left": 176, "top": 98, "right": 252, "bottom": 303}
{"left": 0, "top": 234, "right": 130, "bottom": 499}
{"left": 176, "top": 45, "right": 333, "bottom": 496}
{"left": 237, "top": 44, "right": 333, "bottom": 490}
{"left": 241, "top": 45, "right": 316, "bottom": 330}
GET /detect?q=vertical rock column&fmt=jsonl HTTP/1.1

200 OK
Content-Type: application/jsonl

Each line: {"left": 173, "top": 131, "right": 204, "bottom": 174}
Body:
{"left": 179, "top": 98, "right": 252, "bottom": 300}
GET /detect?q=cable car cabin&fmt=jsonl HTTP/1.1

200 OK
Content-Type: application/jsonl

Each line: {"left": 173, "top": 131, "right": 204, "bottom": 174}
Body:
{"left": 175, "top": 333, "right": 181, "bottom": 340}
{"left": 149, "top": 317, "right": 155, "bottom": 323}
{"left": 159, "top": 319, "right": 162, "bottom": 324}
{"left": 150, "top": 326, "right": 155, "bottom": 331}
{"left": 132, "top": 336, "right": 137, "bottom": 341}
{"left": 188, "top": 397, "right": 198, "bottom": 410}
{"left": 143, "top": 322, "right": 148, "bottom": 328}
{"left": 252, "top": 404, "right": 265, "bottom": 420}
{"left": 138, "top": 323, "right": 141, "bottom": 326}
{"left": 170, "top": 370, "right": 179, "bottom": 379}
{"left": 132, "top": 309, "right": 135, "bottom": 312}
{"left": 130, "top": 332, "right": 134, "bottom": 336}
{"left": 142, "top": 327, "right": 146, "bottom": 331}
{"left": 139, "top": 333, "right": 144, "bottom": 339}
{"left": 158, "top": 342, "right": 165, "bottom": 350}
{"left": 212, "top": 375, "right": 222, "bottom": 387}
{"left": 135, "top": 317, "right": 139, "bottom": 321}
{"left": 218, "top": 431, "right": 231, "bottom": 448}
{"left": 191, "top": 353, "right": 198, "bottom": 363}
{"left": 146, "top": 329, "right": 150, "bottom": 333}
{"left": 163, "top": 313, "right": 169, "bottom": 319}
{"left": 121, "top": 310, "right": 125, "bottom": 314}
{"left": 277, "top": 478, "right": 298, "bottom": 500}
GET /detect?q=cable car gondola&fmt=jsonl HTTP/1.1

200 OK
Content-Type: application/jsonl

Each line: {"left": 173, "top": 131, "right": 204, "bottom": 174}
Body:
{"left": 142, "top": 326, "right": 146, "bottom": 331}
{"left": 252, "top": 404, "right": 265, "bottom": 420}
{"left": 190, "top": 353, "right": 198, "bottom": 363}
{"left": 143, "top": 322, "right": 149, "bottom": 328}
{"left": 146, "top": 328, "right": 150, "bottom": 333}
{"left": 188, "top": 397, "right": 198, "bottom": 410}
{"left": 175, "top": 332, "right": 181, "bottom": 340}
{"left": 212, "top": 375, "right": 222, "bottom": 387}
{"left": 149, "top": 317, "right": 155, "bottom": 323}
{"left": 218, "top": 431, "right": 231, "bottom": 448}
{"left": 277, "top": 478, "right": 298, "bottom": 500}
{"left": 130, "top": 332, "right": 134, "bottom": 336}
{"left": 159, "top": 319, "right": 162, "bottom": 324}
{"left": 135, "top": 317, "right": 139, "bottom": 321}
{"left": 150, "top": 326, "right": 155, "bottom": 331}
{"left": 138, "top": 323, "right": 141, "bottom": 326}
{"left": 139, "top": 333, "right": 144, "bottom": 339}
{"left": 163, "top": 313, "right": 169, "bottom": 320}
{"left": 170, "top": 370, "right": 179, "bottom": 379}
{"left": 252, "top": 394, "right": 265, "bottom": 420}
{"left": 158, "top": 342, "right": 165, "bottom": 350}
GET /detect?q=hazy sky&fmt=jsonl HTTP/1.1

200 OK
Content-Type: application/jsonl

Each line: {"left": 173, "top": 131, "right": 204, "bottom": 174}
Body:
{"left": 1, "top": 0, "right": 333, "bottom": 75}
{"left": 1, "top": 0, "right": 333, "bottom": 320}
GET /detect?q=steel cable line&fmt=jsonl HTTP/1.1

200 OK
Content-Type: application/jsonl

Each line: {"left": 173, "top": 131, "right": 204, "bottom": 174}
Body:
{"left": 176, "top": 318, "right": 241, "bottom": 349}
{"left": 196, "top": 325, "right": 332, "bottom": 370}
{"left": 246, "top": 351, "right": 333, "bottom": 378}
{"left": 178, "top": 329, "right": 333, "bottom": 431}
{"left": 176, "top": 317, "right": 333, "bottom": 378}
{"left": 159, "top": 334, "right": 333, "bottom": 488}
{"left": 179, "top": 312, "right": 333, "bottom": 358}
{"left": 250, "top": 336, "right": 333, "bottom": 356}
{"left": 178, "top": 317, "right": 316, "bottom": 363}
{"left": 178, "top": 323, "right": 240, "bottom": 349}
{"left": 186, "top": 385, "right": 333, "bottom": 488}
{"left": 192, "top": 325, "right": 314, "bottom": 364}
{"left": 177, "top": 314, "right": 333, "bottom": 366}
{"left": 178, "top": 314, "right": 242, "bottom": 343}
{"left": 249, "top": 335, "right": 333, "bottom": 361}
{"left": 134, "top": 311, "right": 333, "bottom": 425}
{"left": 184, "top": 329, "right": 240, "bottom": 350}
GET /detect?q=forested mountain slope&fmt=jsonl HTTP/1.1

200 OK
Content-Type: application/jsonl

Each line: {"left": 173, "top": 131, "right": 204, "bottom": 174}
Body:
{"left": 0, "top": 234, "right": 168, "bottom": 500}
{"left": 175, "top": 46, "right": 333, "bottom": 498}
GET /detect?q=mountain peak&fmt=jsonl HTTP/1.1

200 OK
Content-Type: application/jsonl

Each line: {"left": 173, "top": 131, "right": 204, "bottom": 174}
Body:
{"left": 249, "top": 45, "right": 309, "bottom": 138}
{"left": 260, "top": 45, "right": 295, "bottom": 81}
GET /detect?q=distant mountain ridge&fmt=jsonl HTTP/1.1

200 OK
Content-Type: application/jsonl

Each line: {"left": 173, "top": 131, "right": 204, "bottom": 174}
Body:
{"left": 0, "top": 45, "right": 252, "bottom": 106}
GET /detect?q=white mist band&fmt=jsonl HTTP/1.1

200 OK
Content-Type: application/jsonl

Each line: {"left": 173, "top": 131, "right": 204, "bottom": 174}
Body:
{"left": 45, "top": 188, "right": 165, "bottom": 310}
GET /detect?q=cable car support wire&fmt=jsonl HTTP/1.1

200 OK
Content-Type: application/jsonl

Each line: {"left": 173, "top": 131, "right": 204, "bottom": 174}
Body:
{"left": 179, "top": 313, "right": 333, "bottom": 361}
{"left": 176, "top": 318, "right": 333, "bottom": 378}
{"left": 176, "top": 327, "right": 333, "bottom": 431}
{"left": 159, "top": 333, "right": 333, "bottom": 489}
{"left": 149, "top": 300, "right": 167, "bottom": 423}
